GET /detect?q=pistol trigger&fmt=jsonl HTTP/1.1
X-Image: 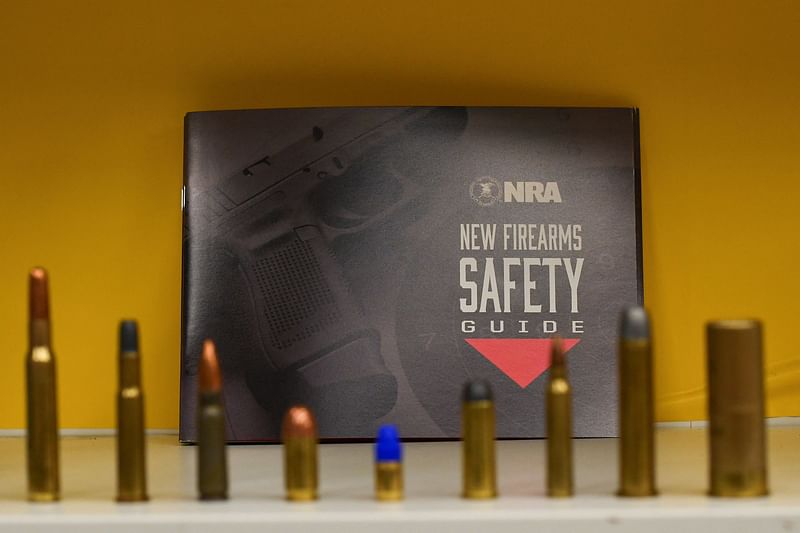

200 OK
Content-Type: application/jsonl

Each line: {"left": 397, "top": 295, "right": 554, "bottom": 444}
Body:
{"left": 294, "top": 225, "right": 322, "bottom": 242}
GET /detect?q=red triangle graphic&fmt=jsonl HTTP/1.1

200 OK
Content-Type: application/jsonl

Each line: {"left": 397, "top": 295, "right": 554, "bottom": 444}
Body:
{"left": 465, "top": 338, "right": 581, "bottom": 388}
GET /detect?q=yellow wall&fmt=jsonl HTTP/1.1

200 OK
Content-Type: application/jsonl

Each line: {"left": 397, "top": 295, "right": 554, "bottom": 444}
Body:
{"left": 1, "top": 1, "right": 798, "bottom": 429}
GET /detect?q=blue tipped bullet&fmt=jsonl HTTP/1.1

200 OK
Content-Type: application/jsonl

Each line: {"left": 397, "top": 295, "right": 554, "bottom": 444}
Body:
{"left": 375, "top": 425, "right": 403, "bottom": 501}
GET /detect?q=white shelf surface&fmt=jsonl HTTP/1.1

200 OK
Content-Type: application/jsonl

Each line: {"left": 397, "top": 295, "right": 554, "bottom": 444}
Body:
{"left": 0, "top": 427, "right": 799, "bottom": 532}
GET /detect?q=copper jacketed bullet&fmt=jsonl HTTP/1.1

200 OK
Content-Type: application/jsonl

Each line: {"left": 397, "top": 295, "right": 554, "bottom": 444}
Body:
{"left": 618, "top": 307, "right": 657, "bottom": 497}
{"left": 282, "top": 405, "right": 318, "bottom": 501}
{"left": 116, "top": 320, "right": 148, "bottom": 502}
{"left": 547, "top": 337, "right": 573, "bottom": 498}
{"left": 707, "top": 320, "right": 768, "bottom": 497}
{"left": 26, "top": 267, "right": 60, "bottom": 502}
{"left": 461, "top": 380, "right": 497, "bottom": 499}
{"left": 197, "top": 339, "right": 228, "bottom": 500}
{"left": 374, "top": 424, "right": 403, "bottom": 501}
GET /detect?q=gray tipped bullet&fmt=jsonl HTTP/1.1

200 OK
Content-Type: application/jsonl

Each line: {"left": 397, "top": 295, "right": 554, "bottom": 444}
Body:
{"left": 116, "top": 320, "right": 148, "bottom": 502}
{"left": 617, "top": 307, "right": 657, "bottom": 497}
{"left": 461, "top": 380, "right": 496, "bottom": 499}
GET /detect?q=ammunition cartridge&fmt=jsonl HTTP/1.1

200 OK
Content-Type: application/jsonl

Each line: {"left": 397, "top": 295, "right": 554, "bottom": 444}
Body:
{"left": 547, "top": 337, "right": 573, "bottom": 498}
{"left": 707, "top": 320, "right": 768, "bottom": 497}
{"left": 197, "top": 339, "right": 228, "bottom": 500}
{"left": 618, "top": 307, "right": 657, "bottom": 497}
{"left": 26, "top": 267, "right": 60, "bottom": 502}
{"left": 374, "top": 424, "right": 403, "bottom": 501}
{"left": 116, "top": 320, "right": 148, "bottom": 502}
{"left": 282, "top": 405, "right": 318, "bottom": 501}
{"left": 461, "top": 380, "right": 497, "bottom": 499}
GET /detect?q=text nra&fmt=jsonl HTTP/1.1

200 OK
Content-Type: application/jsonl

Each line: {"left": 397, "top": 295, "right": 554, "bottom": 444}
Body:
{"left": 505, "top": 181, "right": 562, "bottom": 203}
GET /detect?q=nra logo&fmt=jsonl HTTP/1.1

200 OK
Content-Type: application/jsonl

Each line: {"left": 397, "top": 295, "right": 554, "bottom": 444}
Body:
{"left": 470, "top": 177, "right": 562, "bottom": 206}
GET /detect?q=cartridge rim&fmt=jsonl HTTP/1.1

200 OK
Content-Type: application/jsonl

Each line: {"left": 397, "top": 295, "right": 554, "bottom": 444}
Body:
{"left": 116, "top": 493, "right": 150, "bottom": 503}
{"left": 199, "top": 492, "right": 229, "bottom": 501}
{"left": 28, "top": 491, "right": 59, "bottom": 503}
{"left": 286, "top": 489, "right": 318, "bottom": 501}
{"left": 462, "top": 487, "right": 498, "bottom": 499}
{"left": 709, "top": 485, "right": 769, "bottom": 498}
{"left": 617, "top": 488, "right": 658, "bottom": 498}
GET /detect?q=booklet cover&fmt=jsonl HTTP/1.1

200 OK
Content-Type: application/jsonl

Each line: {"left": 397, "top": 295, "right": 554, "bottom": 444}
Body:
{"left": 181, "top": 106, "right": 642, "bottom": 442}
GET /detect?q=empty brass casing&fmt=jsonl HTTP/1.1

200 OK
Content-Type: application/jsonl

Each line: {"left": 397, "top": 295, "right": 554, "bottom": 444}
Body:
{"left": 197, "top": 392, "right": 228, "bottom": 500}
{"left": 462, "top": 381, "right": 497, "bottom": 499}
{"left": 618, "top": 308, "right": 657, "bottom": 497}
{"left": 117, "top": 335, "right": 148, "bottom": 502}
{"left": 283, "top": 406, "right": 318, "bottom": 501}
{"left": 375, "top": 462, "right": 403, "bottom": 501}
{"left": 547, "top": 338, "right": 573, "bottom": 498}
{"left": 707, "top": 320, "right": 768, "bottom": 497}
{"left": 26, "top": 344, "right": 60, "bottom": 502}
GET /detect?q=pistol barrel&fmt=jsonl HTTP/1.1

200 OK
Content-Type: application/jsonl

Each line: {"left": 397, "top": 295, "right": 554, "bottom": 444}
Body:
{"left": 461, "top": 380, "right": 497, "bottom": 499}
{"left": 617, "top": 308, "right": 657, "bottom": 497}
{"left": 197, "top": 339, "right": 228, "bottom": 500}
{"left": 282, "top": 405, "right": 318, "bottom": 501}
{"left": 26, "top": 267, "right": 59, "bottom": 502}
{"left": 547, "top": 337, "right": 573, "bottom": 498}
{"left": 707, "top": 320, "right": 768, "bottom": 497}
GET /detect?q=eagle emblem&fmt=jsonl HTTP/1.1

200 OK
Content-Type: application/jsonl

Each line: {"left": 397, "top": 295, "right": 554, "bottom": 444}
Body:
{"left": 470, "top": 177, "right": 501, "bottom": 207}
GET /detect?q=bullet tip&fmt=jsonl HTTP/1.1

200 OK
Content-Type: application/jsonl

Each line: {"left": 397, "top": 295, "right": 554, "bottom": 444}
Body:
{"left": 199, "top": 339, "right": 222, "bottom": 393}
{"left": 29, "top": 267, "right": 50, "bottom": 320}
{"left": 375, "top": 424, "right": 402, "bottom": 462}
{"left": 282, "top": 405, "right": 317, "bottom": 439}
{"left": 120, "top": 320, "right": 138, "bottom": 352}
{"left": 30, "top": 267, "right": 47, "bottom": 280}
{"left": 462, "top": 380, "right": 493, "bottom": 402}
{"left": 550, "top": 336, "right": 566, "bottom": 366}
{"left": 621, "top": 307, "right": 650, "bottom": 340}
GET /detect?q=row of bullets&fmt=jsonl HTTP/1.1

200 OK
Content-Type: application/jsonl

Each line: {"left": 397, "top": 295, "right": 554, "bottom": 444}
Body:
{"left": 24, "top": 267, "right": 768, "bottom": 501}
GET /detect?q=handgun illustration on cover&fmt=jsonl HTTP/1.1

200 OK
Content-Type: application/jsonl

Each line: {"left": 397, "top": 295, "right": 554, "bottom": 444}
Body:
{"left": 187, "top": 107, "right": 468, "bottom": 434}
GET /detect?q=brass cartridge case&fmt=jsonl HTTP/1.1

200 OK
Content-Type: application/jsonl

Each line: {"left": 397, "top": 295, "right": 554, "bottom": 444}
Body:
{"left": 26, "top": 346, "right": 59, "bottom": 502}
{"left": 375, "top": 462, "right": 403, "bottom": 501}
{"left": 197, "top": 395, "right": 227, "bottom": 500}
{"left": 116, "top": 321, "right": 148, "bottom": 502}
{"left": 547, "top": 337, "right": 573, "bottom": 498}
{"left": 197, "top": 339, "right": 228, "bottom": 500}
{"left": 461, "top": 380, "right": 497, "bottom": 499}
{"left": 618, "top": 307, "right": 657, "bottom": 497}
{"left": 374, "top": 424, "right": 403, "bottom": 501}
{"left": 282, "top": 406, "right": 319, "bottom": 501}
{"left": 707, "top": 320, "right": 768, "bottom": 497}
{"left": 26, "top": 267, "right": 59, "bottom": 502}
